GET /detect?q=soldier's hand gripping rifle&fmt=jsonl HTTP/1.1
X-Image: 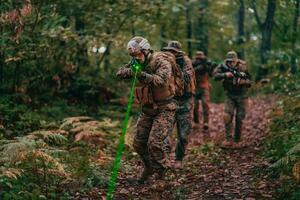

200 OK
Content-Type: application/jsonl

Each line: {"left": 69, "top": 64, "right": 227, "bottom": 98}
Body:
{"left": 130, "top": 58, "right": 143, "bottom": 74}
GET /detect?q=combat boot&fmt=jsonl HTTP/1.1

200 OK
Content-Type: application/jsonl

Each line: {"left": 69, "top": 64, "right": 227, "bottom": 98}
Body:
{"left": 137, "top": 165, "right": 154, "bottom": 184}
{"left": 203, "top": 122, "right": 209, "bottom": 131}
{"left": 221, "top": 139, "right": 233, "bottom": 148}
{"left": 174, "top": 160, "right": 183, "bottom": 169}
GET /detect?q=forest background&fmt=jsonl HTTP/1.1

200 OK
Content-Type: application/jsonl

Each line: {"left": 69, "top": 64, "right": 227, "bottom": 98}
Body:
{"left": 0, "top": 0, "right": 300, "bottom": 199}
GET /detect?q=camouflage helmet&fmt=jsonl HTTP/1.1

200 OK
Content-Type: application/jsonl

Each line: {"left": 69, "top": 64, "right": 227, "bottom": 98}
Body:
{"left": 226, "top": 51, "right": 238, "bottom": 61}
{"left": 162, "top": 41, "right": 182, "bottom": 53}
{"left": 196, "top": 51, "right": 205, "bottom": 58}
{"left": 196, "top": 51, "right": 204, "bottom": 55}
{"left": 127, "top": 36, "right": 151, "bottom": 55}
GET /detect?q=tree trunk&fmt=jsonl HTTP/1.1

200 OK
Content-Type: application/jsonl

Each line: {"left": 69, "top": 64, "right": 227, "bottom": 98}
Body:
{"left": 131, "top": 19, "right": 135, "bottom": 36}
{"left": 260, "top": 0, "right": 276, "bottom": 65}
{"left": 103, "top": 29, "right": 111, "bottom": 72}
{"left": 0, "top": 26, "right": 4, "bottom": 87}
{"left": 75, "top": 16, "right": 89, "bottom": 68}
{"left": 195, "top": 0, "right": 209, "bottom": 55}
{"left": 160, "top": 24, "right": 167, "bottom": 49}
{"left": 13, "top": 61, "right": 21, "bottom": 92}
{"left": 186, "top": 0, "right": 193, "bottom": 58}
{"left": 104, "top": 45, "right": 111, "bottom": 73}
{"left": 291, "top": 0, "right": 300, "bottom": 74}
{"left": 160, "top": 0, "right": 167, "bottom": 49}
{"left": 252, "top": 0, "right": 276, "bottom": 79}
{"left": 0, "top": 51, "right": 3, "bottom": 85}
{"left": 237, "top": 0, "right": 245, "bottom": 59}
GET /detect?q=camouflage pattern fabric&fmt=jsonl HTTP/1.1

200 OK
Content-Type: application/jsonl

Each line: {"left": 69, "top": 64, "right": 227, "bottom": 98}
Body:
{"left": 213, "top": 59, "right": 251, "bottom": 97}
{"left": 213, "top": 59, "right": 251, "bottom": 142}
{"left": 194, "top": 88, "right": 210, "bottom": 125}
{"left": 173, "top": 53, "right": 195, "bottom": 161}
{"left": 224, "top": 96, "right": 247, "bottom": 141}
{"left": 192, "top": 58, "right": 212, "bottom": 125}
{"left": 116, "top": 51, "right": 177, "bottom": 173}
{"left": 133, "top": 102, "right": 176, "bottom": 171}
{"left": 175, "top": 97, "right": 193, "bottom": 161}
{"left": 177, "top": 54, "right": 196, "bottom": 96}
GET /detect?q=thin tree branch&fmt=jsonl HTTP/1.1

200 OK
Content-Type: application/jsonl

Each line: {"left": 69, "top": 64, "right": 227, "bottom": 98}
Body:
{"left": 251, "top": 0, "right": 263, "bottom": 30}
{"left": 30, "top": 2, "right": 43, "bottom": 35}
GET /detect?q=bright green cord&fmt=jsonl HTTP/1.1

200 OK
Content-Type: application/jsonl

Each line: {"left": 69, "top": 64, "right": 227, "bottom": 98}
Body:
{"left": 106, "top": 70, "right": 138, "bottom": 200}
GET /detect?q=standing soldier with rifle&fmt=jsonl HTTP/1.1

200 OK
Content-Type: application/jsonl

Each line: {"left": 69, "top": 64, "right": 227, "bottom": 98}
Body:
{"left": 162, "top": 41, "right": 196, "bottom": 169}
{"left": 116, "top": 36, "right": 183, "bottom": 184}
{"left": 213, "top": 51, "right": 252, "bottom": 148}
{"left": 192, "top": 51, "right": 215, "bottom": 131}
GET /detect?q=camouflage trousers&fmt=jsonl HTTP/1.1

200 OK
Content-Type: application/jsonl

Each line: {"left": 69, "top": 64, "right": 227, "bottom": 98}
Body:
{"left": 194, "top": 88, "right": 210, "bottom": 125}
{"left": 175, "top": 96, "right": 194, "bottom": 161}
{"left": 133, "top": 101, "right": 176, "bottom": 172}
{"left": 224, "top": 95, "right": 247, "bottom": 142}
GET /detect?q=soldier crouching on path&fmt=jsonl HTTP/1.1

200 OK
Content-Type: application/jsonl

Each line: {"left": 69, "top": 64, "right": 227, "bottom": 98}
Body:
{"left": 192, "top": 51, "right": 215, "bottom": 131}
{"left": 116, "top": 36, "right": 182, "bottom": 184}
{"left": 213, "top": 51, "right": 252, "bottom": 148}
{"left": 162, "top": 41, "right": 196, "bottom": 169}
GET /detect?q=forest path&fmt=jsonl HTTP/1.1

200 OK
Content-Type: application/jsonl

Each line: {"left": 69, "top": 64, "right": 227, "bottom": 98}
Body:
{"left": 94, "top": 95, "right": 278, "bottom": 200}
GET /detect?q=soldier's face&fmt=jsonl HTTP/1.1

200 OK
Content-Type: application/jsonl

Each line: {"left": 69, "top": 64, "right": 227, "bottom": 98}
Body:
{"left": 196, "top": 53, "right": 205, "bottom": 60}
{"left": 227, "top": 59, "right": 238, "bottom": 67}
{"left": 130, "top": 51, "right": 145, "bottom": 64}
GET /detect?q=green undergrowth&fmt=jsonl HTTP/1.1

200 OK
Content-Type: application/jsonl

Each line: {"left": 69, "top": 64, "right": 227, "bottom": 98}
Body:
{"left": 262, "top": 72, "right": 300, "bottom": 200}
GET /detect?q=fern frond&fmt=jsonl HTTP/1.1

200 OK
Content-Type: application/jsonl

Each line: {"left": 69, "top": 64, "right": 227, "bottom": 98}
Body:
{"left": 271, "top": 155, "right": 298, "bottom": 169}
{"left": 0, "top": 138, "right": 37, "bottom": 164}
{"left": 0, "top": 167, "right": 23, "bottom": 179}
{"left": 60, "top": 116, "right": 93, "bottom": 130}
{"left": 28, "top": 130, "right": 68, "bottom": 145}
{"left": 30, "top": 150, "right": 67, "bottom": 176}
{"left": 287, "top": 142, "right": 300, "bottom": 156}
{"left": 46, "top": 133, "right": 68, "bottom": 145}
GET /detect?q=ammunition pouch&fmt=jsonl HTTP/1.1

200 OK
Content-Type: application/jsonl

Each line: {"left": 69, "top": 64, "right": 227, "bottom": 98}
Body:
{"left": 134, "top": 86, "right": 153, "bottom": 105}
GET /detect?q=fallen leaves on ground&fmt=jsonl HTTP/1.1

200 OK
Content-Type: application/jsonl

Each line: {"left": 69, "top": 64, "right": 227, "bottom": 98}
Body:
{"left": 86, "top": 96, "right": 279, "bottom": 199}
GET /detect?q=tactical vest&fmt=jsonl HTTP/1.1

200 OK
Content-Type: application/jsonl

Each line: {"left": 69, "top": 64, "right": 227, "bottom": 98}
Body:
{"left": 183, "top": 55, "right": 196, "bottom": 95}
{"left": 134, "top": 52, "right": 181, "bottom": 105}
{"left": 222, "top": 59, "right": 251, "bottom": 95}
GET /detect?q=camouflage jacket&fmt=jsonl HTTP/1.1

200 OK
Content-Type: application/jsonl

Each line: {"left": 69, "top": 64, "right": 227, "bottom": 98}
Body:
{"left": 116, "top": 52, "right": 176, "bottom": 105}
{"left": 213, "top": 59, "right": 252, "bottom": 96}
{"left": 176, "top": 54, "right": 196, "bottom": 98}
{"left": 192, "top": 58, "right": 214, "bottom": 90}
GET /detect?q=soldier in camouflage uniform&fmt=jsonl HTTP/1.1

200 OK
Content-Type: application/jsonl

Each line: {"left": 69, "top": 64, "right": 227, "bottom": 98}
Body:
{"left": 116, "top": 36, "right": 179, "bottom": 183}
{"left": 213, "top": 51, "right": 251, "bottom": 147}
{"left": 162, "top": 41, "right": 196, "bottom": 169}
{"left": 192, "top": 51, "right": 214, "bottom": 130}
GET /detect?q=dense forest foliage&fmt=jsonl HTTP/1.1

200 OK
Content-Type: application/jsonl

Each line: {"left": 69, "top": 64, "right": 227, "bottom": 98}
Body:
{"left": 0, "top": 0, "right": 299, "bottom": 199}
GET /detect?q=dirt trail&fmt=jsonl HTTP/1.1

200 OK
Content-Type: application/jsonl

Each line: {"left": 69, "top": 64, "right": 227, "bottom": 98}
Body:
{"left": 93, "top": 96, "right": 278, "bottom": 200}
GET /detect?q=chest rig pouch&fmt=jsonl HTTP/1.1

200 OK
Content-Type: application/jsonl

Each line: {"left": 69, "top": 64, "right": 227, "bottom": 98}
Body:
{"left": 134, "top": 85, "right": 154, "bottom": 105}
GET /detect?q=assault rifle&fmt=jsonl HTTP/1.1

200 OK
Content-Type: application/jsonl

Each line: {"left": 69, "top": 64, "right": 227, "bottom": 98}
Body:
{"left": 129, "top": 58, "right": 142, "bottom": 73}
{"left": 220, "top": 63, "right": 247, "bottom": 79}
